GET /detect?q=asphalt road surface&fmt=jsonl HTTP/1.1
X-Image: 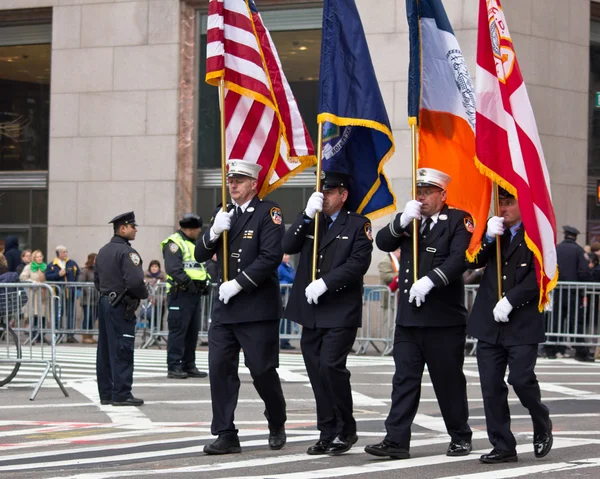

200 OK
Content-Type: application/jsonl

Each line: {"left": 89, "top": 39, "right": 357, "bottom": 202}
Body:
{"left": 1, "top": 343, "right": 600, "bottom": 479}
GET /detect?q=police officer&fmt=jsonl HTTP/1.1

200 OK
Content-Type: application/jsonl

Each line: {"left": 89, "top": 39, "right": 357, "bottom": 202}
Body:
{"left": 194, "top": 160, "right": 287, "bottom": 455}
{"left": 549, "top": 226, "right": 593, "bottom": 361}
{"left": 282, "top": 171, "right": 373, "bottom": 456}
{"left": 466, "top": 188, "right": 553, "bottom": 463}
{"left": 162, "top": 213, "right": 210, "bottom": 379}
{"left": 95, "top": 212, "right": 148, "bottom": 406}
{"left": 365, "top": 168, "right": 473, "bottom": 459}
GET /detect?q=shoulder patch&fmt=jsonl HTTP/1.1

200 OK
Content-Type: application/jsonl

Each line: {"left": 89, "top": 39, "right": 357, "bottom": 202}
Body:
{"left": 364, "top": 222, "right": 373, "bottom": 241}
{"left": 270, "top": 207, "right": 283, "bottom": 225}
{"left": 464, "top": 215, "right": 475, "bottom": 233}
{"left": 169, "top": 242, "right": 179, "bottom": 253}
{"left": 129, "top": 252, "right": 141, "bottom": 266}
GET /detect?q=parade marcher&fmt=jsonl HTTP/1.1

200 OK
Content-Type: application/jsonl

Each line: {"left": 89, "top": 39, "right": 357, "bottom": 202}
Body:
{"left": 282, "top": 170, "right": 373, "bottom": 455}
{"left": 365, "top": 168, "right": 473, "bottom": 460}
{"left": 162, "top": 213, "right": 210, "bottom": 379}
{"left": 95, "top": 212, "right": 148, "bottom": 406}
{"left": 466, "top": 188, "right": 553, "bottom": 463}
{"left": 194, "top": 160, "right": 287, "bottom": 455}
{"left": 548, "top": 226, "right": 593, "bottom": 361}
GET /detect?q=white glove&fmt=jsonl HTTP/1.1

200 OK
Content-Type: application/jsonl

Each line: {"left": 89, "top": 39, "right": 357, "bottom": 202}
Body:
{"left": 487, "top": 216, "right": 505, "bottom": 237}
{"left": 211, "top": 209, "right": 235, "bottom": 237}
{"left": 219, "top": 279, "right": 242, "bottom": 304}
{"left": 493, "top": 297, "right": 513, "bottom": 323}
{"left": 408, "top": 276, "right": 434, "bottom": 307}
{"left": 304, "top": 192, "right": 324, "bottom": 219}
{"left": 305, "top": 278, "right": 328, "bottom": 304}
{"left": 400, "top": 200, "right": 422, "bottom": 228}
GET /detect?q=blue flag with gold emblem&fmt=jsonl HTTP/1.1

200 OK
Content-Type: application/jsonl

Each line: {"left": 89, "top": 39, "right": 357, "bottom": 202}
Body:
{"left": 318, "top": 0, "right": 396, "bottom": 219}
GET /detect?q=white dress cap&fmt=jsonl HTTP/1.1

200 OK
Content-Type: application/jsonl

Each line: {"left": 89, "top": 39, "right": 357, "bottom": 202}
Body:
{"left": 416, "top": 168, "right": 452, "bottom": 190}
{"left": 227, "top": 160, "right": 263, "bottom": 180}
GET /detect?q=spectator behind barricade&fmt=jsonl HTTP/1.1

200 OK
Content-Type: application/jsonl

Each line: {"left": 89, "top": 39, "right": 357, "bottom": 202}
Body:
{"left": 78, "top": 253, "right": 98, "bottom": 344}
{"left": 0, "top": 252, "right": 23, "bottom": 326}
{"left": 16, "top": 249, "right": 32, "bottom": 276}
{"left": 278, "top": 253, "right": 296, "bottom": 350}
{"left": 19, "top": 250, "right": 49, "bottom": 343}
{"left": 141, "top": 260, "right": 167, "bottom": 329}
{"left": 204, "top": 253, "right": 218, "bottom": 285}
{"left": 46, "top": 245, "right": 80, "bottom": 343}
{"left": 3, "top": 236, "right": 22, "bottom": 273}
{"left": 378, "top": 249, "right": 400, "bottom": 306}
{"left": 144, "top": 260, "right": 167, "bottom": 286}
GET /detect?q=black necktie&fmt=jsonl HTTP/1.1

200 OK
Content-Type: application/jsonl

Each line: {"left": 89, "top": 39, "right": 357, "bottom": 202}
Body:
{"left": 325, "top": 216, "right": 333, "bottom": 230}
{"left": 421, "top": 217, "right": 433, "bottom": 238}
{"left": 236, "top": 206, "right": 242, "bottom": 219}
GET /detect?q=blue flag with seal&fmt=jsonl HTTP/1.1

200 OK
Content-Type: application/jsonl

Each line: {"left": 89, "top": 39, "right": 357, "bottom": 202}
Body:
{"left": 318, "top": 0, "right": 396, "bottom": 219}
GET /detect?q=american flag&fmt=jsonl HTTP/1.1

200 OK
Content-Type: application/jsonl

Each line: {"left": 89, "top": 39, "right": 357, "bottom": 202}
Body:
{"left": 206, "top": 0, "right": 316, "bottom": 196}
{"left": 476, "top": 0, "right": 557, "bottom": 309}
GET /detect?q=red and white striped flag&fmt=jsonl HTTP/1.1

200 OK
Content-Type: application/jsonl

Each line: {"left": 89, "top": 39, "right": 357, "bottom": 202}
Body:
{"left": 205, "top": 0, "right": 316, "bottom": 196}
{"left": 476, "top": 0, "right": 557, "bottom": 309}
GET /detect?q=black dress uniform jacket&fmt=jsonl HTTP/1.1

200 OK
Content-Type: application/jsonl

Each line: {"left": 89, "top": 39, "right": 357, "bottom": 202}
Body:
{"left": 194, "top": 195, "right": 284, "bottom": 323}
{"left": 94, "top": 235, "right": 148, "bottom": 300}
{"left": 376, "top": 204, "right": 471, "bottom": 327}
{"left": 282, "top": 209, "right": 373, "bottom": 329}
{"left": 467, "top": 227, "right": 545, "bottom": 345}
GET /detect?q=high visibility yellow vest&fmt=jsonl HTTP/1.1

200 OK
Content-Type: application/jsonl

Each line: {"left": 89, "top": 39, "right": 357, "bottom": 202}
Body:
{"left": 161, "top": 232, "right": 209, "bottom": 292}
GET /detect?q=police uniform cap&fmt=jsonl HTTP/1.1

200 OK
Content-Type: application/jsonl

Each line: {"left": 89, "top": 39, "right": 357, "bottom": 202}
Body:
{"left": 563, "top": 225, "right": 580, "bottom": 236}
{"left": 321, "top": 170, "right": 350, "bottom": 191}
{"left": 179, "top": 213, "right": 202, "bottom": 229}
{"left": 109, "top": 211, "right": 137, "bottom": 227}
{"left": 498, "top": 187, "right": 515, "bottom": 199}
{"left": 227, "top": 160, "right": 262, "bottom": 180}
{"left": 415, "top": 168, "right": 451, "bottom": 190}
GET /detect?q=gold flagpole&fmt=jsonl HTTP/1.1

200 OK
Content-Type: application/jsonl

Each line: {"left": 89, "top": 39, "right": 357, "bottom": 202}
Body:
{"left": 312, "top": 123, "right": 324, "bottom": 282}
{"left": 219, "top": 78, "right": 229, "bottom": 282}
{"left": 493, "top": 182, "right": 502, "bottom": 300}
{"left": 410, "top": 120, "right": 419, "bottom": 283}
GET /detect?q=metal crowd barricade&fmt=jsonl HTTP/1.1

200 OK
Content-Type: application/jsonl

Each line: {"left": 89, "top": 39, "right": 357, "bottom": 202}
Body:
{"left": 0, "top": 282, "right": 68, "bottom": 400}
{"left": 356, "top": 285, "right": 396, "bottom": 356}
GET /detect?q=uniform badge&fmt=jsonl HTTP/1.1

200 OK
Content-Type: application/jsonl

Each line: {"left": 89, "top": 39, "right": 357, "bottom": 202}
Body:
{"left": 169, "top": 243, "right": 179, "bottom": 253}
{"left": 247, "top": 207, "right": 255, "bottom": 213}
{"left": 364, "top": 222, "right": 373, "bottom": 241}
{"left": 464, "top": 216, "right": 475, "bottom": 233}
{"left": 129, "top": 253, "right": 141, "bottom": 266}
{"left": 439, "top": 214, "right": 448, "bottom": 220}
{"left": 270, "top": 207, "right": 283, "bottom": 225}
{"left": 243, "top": 230, "right": 254, "bottom": 239}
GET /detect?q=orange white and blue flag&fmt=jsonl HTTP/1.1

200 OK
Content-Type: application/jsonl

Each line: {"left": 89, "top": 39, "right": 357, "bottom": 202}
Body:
{"left": 407, "top": 0, "right": 491, "bottom": 259}
{"left": 476, "top": 0, "right": 557, "bottom": 309}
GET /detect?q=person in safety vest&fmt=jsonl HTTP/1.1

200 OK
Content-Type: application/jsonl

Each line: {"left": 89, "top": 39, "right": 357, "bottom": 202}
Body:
{"left": 161, "top": 213, "right": 210, "bottom": 379}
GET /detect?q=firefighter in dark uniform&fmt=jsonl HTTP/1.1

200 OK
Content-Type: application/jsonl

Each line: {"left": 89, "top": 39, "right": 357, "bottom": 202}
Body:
{"left": 161, "top": 213, "right": 210, "bottom": 379}
{"left": 365, "top": 168, "right": 473, "bottom": 459}
{"left": 95, "top": 211, "right": 148, "bottom": 406}
{"left": 282, "top": 171, "right": 373, "bottom": 456}
{"left": 466, "top": 188, "right": 553, "bottom": 463}
{"left": 548, "top": 226, "right": 593, "bottom": 361}
{"left": 194, "top": 160, "right": 287, "bottom": 455}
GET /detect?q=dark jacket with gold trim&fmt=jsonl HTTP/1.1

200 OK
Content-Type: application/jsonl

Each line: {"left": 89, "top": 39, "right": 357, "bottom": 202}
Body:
{"left": 466, "top": 226, "right": 545, "bottom": 345}
{"left": 194, "top": 195, "right": 284, "bottom": 324}
{"left": 282, "top": 209, "right": 373, "bottom": 329}
{"left": 376, "top": 204, "right": 471, "bottom": 327}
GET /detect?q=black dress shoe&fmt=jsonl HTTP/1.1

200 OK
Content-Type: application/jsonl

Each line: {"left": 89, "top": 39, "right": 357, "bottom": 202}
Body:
{"left": 112, "top": 397, "right": 144, "bottom": 407}
{"left": 203, "top": 435, "right": 242, "bottom": 455}
{"left": 167, "top": 368, "right": 188, "bottom": 379}
{"left": 100, "top": 399, "right": 111, "bottom": 405}
{"left": 268, "top": 426, "right": 286, "bottom": 450}
{"left": 326, "top": 434, "right": 358, "bottom": 455}
{"left": 479, "top": 449, "right": 518, "bottom": 464}
{"left": 446, "top": 440, "right": 472, "bottom": 456}
{"left": 184, "top": 367, "right": 208, "bottom": 378}
{"left": 364, "top": 440, "right": 410, "bottom": 459}
{"left": 534, "top": 424, "right": 553, "bottom": 458}
{"left": 307, "top": 440, "right": 331, "bottom": 455}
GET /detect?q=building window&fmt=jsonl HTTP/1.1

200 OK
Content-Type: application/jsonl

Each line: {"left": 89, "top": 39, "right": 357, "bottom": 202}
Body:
{"left": 196, "top": 7, "right": 322, "bottom": 223}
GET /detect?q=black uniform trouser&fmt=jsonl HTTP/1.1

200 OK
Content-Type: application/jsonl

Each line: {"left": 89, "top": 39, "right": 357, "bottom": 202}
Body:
{"left": 385, "top": 325, "right": 472, "bottom": 448}
{"left": 301, "top": 326, "right": 358, "bottom": 441}
{"left": 477, "top": 341, "right": 551, "bottom": 453}
{"left": 166, "top": 291, "right": 200, "bottom": 370}
{"left": 96, "top": 296, "right": 135, "bottom": 402}
{"left": 208, "top": 320, "right": 286, "bottom": 437}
